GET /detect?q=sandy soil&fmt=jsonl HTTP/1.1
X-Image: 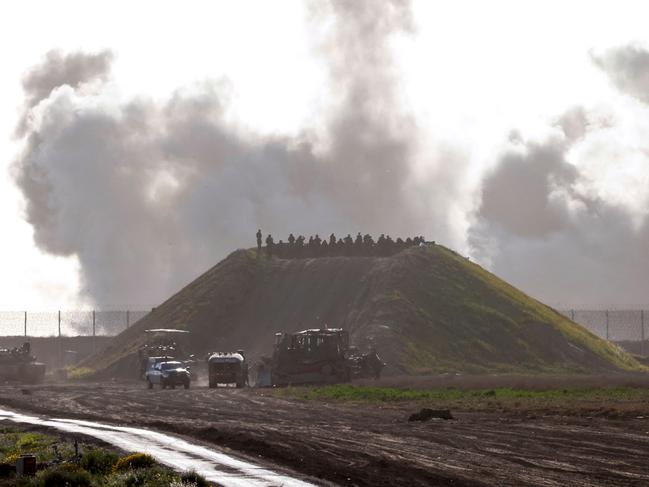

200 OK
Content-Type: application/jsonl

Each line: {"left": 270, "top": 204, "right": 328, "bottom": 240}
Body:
{"left": 1, "top": 381, "right": 649, "bottom": 486}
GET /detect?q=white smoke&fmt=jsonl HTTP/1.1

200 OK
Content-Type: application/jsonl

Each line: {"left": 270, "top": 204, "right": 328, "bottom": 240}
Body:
{"left": 469, "top": 45, "right": 649, "bottom": 306}
{"left": 12, "top": 6, "right": 649, "bottom": 309}
{"left": 13, "top": 0, "right": 467, "bottom": 307}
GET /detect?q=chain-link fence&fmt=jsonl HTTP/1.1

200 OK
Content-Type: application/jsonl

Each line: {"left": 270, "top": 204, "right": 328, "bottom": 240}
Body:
{"left": 559, "top": 309, "right": 648, "bottom": 356}
{"left": 1, "top": 308, "right": 647, "bottom": 361}
{"left": 0, "top": 310, "right": 149, "bottom": 337}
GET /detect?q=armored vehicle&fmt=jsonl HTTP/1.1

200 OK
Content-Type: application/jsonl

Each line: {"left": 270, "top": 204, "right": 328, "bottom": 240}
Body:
{"left": 0, "top": 342, "right": 45, "bottom": 384}
{"left": 207, "top": 351, "right": 248, "bottom": 388}
{"left": 271, "top": 328, "right": 351, "bottom": 386}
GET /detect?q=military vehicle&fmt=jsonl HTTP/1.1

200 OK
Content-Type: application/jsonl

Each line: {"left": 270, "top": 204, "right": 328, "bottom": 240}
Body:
{"left": 271, "top": 328, "right": 352, "bottom": 386}
{"left": 0, "top": 342, "right": 45, "bottom": 384}
{"left": 138, "top": 329, "right": 192, "bottom": 379}
{"left": 267, "top": 328, "right": 386, "bottom": 386}
{"left": 145, "top": 360, "right": 191, "bottom": 389}
{"left": 207, "top": 351, "right": 248, "bottom": 388}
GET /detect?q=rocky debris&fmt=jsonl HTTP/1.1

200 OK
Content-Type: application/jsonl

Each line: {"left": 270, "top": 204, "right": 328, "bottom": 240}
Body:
{"left": 408, "top": 408, "right": 454, "bottom": 422}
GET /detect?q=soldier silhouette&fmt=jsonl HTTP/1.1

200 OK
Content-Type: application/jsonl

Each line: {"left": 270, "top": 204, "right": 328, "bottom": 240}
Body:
{"left": 354, "top": 232, "right": 363, "bottom": 255}
{"left": 265, "top": 234, "right": 274, "bottom": 258}
{"left": 256, "top": 229, "right": 262, "bottom": 253}
{"left": 313, "top": 234, "right": 322, "bottom": 257}
{"left": 277, "top": 240, "right": 285, "bottom": 258}
{"left": 363, "top": 233, "right": 373, "bottom": 249}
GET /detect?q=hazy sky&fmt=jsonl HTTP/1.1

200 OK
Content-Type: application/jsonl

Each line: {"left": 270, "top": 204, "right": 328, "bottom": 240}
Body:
{"left": 2, "top": 0, "right": 649, "bottom": 310}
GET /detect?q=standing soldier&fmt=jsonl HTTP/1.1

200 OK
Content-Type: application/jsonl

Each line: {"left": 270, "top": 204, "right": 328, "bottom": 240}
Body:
{"left": 265, "top": 234, "right": 274, "bottom": 258}
{"left": 363, "top": 233, "right": 373, "bottom": 251}
{"left": 314, "top": 234, "right": 322, "bottom": 257}
{"left": 344, "top": 234, "right": 353, "bottom": 255}
{"left": 354, "top": 232, "right": 363, "bottom": 255}
{"left": 296, "top": 235, "right": 305, "bottom": 257}
{"left": 256, "top": 229, "right": 262, "bottom": 254}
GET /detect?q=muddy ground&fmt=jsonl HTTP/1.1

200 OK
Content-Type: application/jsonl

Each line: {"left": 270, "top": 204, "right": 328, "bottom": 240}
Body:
{"left": 1, "top": 378, "right": 649, "bottom": 486}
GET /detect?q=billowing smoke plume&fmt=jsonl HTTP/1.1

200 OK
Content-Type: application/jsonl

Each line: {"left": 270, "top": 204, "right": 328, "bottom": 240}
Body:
{"left": 469, "top": 46, "right": 649, "bottom": 306}
{"left": 14, "top": 4, "right": 649, "bottom": 309}
{"left": 591, "top": 44, "right": 649, "bottom": 103}
{"left": 15, "top": 50, "right": 114, "bottom": 137}
{"left": 14, "top": 0, "right": 459, "bottom": 307}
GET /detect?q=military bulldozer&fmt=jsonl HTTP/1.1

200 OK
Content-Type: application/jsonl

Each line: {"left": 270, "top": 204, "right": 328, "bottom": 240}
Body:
{"left": 270, "top": 328, "right": 352, "bottom": 386}
{"left": 0, "top": 342, "right": 45, "bottom": 384}
{"left": 268, "top": 328, "right": 386, "bottom": 387}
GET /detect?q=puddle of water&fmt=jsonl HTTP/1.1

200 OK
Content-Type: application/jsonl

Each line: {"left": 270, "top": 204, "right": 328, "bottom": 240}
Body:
{"left": 0, "top": 408, "right": 314, "bottom": 487}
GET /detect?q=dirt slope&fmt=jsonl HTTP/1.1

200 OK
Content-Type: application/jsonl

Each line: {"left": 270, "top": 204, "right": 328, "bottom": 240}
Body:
{"left": 84, "top": 245, "right": 643, "bottom": 377}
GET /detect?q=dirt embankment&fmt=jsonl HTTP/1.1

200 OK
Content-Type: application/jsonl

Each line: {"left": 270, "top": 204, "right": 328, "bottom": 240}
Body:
{"left": 85, "top": 246, "right": 644, "bottom": 379}
{"left": 1, "top": 381, "right": 649, "bottom": 486}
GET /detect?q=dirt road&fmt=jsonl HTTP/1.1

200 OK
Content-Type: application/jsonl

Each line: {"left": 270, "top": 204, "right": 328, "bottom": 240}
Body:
{"left": 1, "top": 382, "right": 648, "bottom": 486}
{"left": 0, "top": 408, "right": 315, "bottom": 487}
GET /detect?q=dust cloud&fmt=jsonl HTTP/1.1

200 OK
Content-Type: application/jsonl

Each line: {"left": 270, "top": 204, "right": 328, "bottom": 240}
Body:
{"left": 13, "top": 0, "right": 460, "bottom": 307}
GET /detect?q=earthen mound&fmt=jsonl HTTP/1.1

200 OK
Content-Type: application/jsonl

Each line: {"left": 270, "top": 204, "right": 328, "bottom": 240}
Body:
{"left": 85, "top": 245, "right": 643, "bottom": 377}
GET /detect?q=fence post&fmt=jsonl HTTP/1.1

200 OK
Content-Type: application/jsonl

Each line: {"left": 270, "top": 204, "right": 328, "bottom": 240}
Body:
{"left": 570, "top": 309, "right": 575, "bottom": 321}
{"left": 24, "top": 311, "right": 27, "bottom": 338}
{"left": 126, "top": 310, "right": 130, "bottom": 329}
{"left": 92, "top": 310, "right": 96, "bottom": 355}
{"left": 641, "top": 310, "right": 646, "bottom": 357}
{"left": 605, "top": 309, "right": 609, "bottom": 341}
{"left": 58, "top": 310, "right": 62, "bottom": 369}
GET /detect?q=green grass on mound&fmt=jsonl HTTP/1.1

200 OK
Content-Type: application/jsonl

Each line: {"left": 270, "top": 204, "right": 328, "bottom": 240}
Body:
{"left": 387, "top": 245, "right": 645, "bottom": 373}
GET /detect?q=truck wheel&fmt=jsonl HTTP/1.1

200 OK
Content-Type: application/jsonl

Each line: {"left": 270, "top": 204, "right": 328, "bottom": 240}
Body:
{"left": 161, "top": 381, "right": 167, "bottom": 390}
{"left": 171, "top": 384, "right": 176, "bottom": 390}
{"left": 184, "top": 382, "right": 190, "bottom": 390}
{"left": 147, "top": 380, "right": 153, "bottom": 389}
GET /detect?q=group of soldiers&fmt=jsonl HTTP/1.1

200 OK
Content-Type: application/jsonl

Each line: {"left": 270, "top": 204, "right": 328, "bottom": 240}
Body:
{"left": 256, "top": 230, "right": 428, "bottom": 259}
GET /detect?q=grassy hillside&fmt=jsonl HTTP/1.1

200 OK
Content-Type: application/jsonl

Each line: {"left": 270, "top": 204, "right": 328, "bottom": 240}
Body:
{"left": 82, "top": 245, "right": 645, "bottom": 377}
{"left": 380, "top": 246, "right": 640, "bottom": 373}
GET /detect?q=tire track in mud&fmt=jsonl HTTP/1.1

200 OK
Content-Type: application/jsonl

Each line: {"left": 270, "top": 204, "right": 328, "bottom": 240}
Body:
{"left": 1, "top": 383, "right": 649, "bottom": 486}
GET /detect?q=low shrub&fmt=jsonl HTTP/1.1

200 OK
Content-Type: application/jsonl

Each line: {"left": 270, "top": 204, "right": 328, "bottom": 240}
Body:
{"left": 180, "top": 470, "right": 209, "bottom": 487}
{"left": 105, "top": 466, "right": 179, "bottom": 487}
{"left": 112, "top": 453, "right": 155, "bottom": 473}
{"left": 39, "top": 465, "right": 93, "bottom": 487}
{"left": 80, "top": 448, "right": 118, "bottom": 475}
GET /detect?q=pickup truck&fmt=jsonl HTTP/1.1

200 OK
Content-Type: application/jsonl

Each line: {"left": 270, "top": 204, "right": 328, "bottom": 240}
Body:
{"left": 145, "top": 360, "right": 191, "bottom": 389}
